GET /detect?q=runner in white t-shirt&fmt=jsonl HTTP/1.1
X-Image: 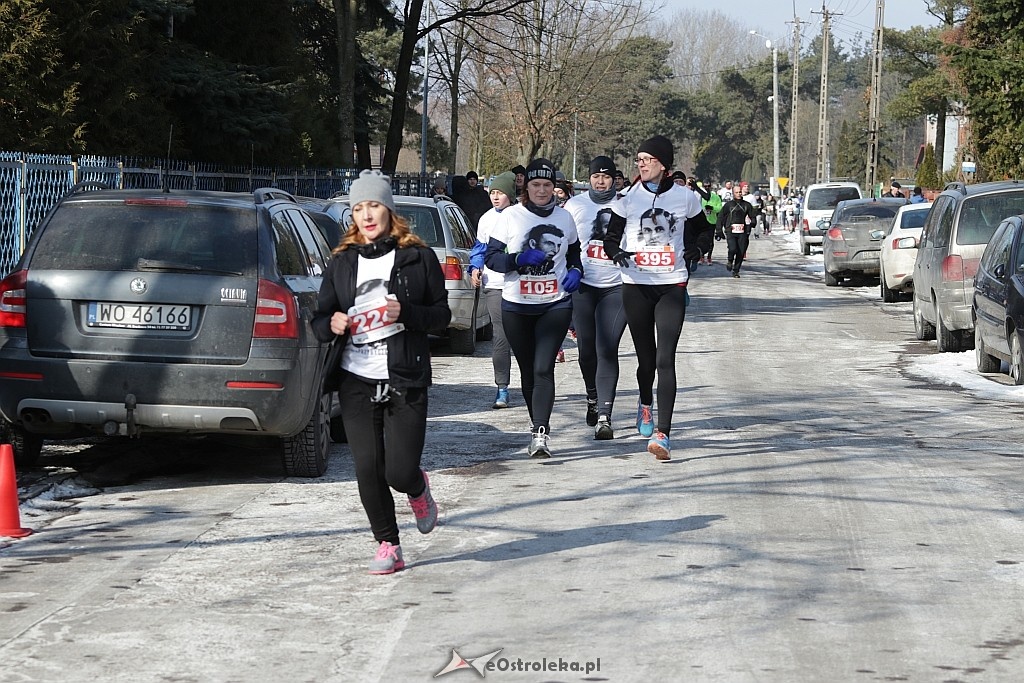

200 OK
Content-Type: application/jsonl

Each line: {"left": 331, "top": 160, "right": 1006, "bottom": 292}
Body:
{"left": 602, "top": 136, "right": 702, "bottom": 461}
{"left": 484, "top": 158, "right": 583, "bottom": 458}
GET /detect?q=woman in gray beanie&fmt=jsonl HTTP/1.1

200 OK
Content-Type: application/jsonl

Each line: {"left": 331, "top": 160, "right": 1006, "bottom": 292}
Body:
{"left": 311, "top": 169, "right": 451, "bottom": 575}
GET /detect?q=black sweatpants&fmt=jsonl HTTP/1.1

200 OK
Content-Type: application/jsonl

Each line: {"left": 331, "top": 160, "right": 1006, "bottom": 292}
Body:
{"left": 621, "top": 283, "right": 688, "bottom": 434}
{"left": 572, "top": 283, "right": 627, "bottom": 418}
{"left": 503, "top": 304, "right": 573, "bottom": 431}
{"left": 726, "top": 231, "right": 750, "bottom": 272}
{"left": 338, "top": 372, "right": 428, "bottom": 547}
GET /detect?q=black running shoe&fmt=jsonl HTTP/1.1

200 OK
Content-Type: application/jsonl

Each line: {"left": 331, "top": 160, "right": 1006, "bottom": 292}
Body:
{"left": 586, "top": 399, "right": 599, "bottom": 427}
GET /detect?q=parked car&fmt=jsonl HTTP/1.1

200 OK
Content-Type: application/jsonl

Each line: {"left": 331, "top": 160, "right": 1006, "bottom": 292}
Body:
{"left": 820, "top": 197, "right": 905, "bottom": 286}
{"left": 913, "top": 180, "right": 1024, "bottom": 352}
{"left": 879, "top": 201, "right": 933, "bottom": 302}
{"left": 0, "top": 183, "right": 336, "bottom": 476}
{"left": 972, "top": 214, "right": 1024, "bottom": 383}
{"left": 799, "top": 181, "right": 863, "bottom": 255}
{"left": 317, "top": 194, "right": 491, "bottom": 354}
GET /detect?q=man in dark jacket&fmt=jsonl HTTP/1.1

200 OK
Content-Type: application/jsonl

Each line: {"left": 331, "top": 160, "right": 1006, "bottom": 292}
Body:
{"left": 451, "top": 174, "right": 491, "bottom": 232}
{"left": 716, "top": 186, "right": 757, "bottom": 277}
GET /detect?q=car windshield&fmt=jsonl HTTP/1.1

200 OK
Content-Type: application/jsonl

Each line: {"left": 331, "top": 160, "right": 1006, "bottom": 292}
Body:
{"left": 899, "top": 208, "right": 929, "bottom": 229}
{"left": 807, "top": 187, "right": 861, "bottom": 210}
{"left": 957, "top": 191, "right": 1024, "bottom": 245}
{"left": 30, "top": 201, "right": 257, "bottom": 275}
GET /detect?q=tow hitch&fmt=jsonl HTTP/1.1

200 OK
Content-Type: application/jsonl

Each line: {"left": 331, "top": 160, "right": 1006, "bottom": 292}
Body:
{"left": 102, "top": 393, "right": 142, "bottom": 438}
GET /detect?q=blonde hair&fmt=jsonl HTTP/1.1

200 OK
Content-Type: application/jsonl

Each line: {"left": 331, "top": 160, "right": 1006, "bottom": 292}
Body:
{"left": 332, "top": 208, "right": 425, "bottom": 255}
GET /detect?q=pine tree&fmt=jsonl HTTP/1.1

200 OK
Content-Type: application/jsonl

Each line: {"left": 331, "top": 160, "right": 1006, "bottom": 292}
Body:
{"left": 916, "top": 143, "right": 941, "bottom": 188}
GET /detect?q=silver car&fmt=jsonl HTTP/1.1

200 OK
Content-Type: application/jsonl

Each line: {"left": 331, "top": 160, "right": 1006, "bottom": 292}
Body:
{"left": 317, "top": 195, "right": 491, "bottom": 354}
{"left": 913, "top": 181, "right": 1024, "bottom": 352}
{"left": 821, "top": 197, "right": 905, "bottom": 286}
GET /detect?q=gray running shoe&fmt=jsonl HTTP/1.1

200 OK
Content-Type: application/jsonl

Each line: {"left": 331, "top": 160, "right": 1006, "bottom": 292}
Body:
{"left": 527, "top": 426, "right": 551, "bottom": 458}
{"left": 368, "top": 541, "right": 405, "bottom": 575}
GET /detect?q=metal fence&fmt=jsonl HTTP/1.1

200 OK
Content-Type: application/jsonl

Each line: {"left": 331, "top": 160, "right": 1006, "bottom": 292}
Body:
{"left": 0, "top": 151, "right": 433, "bottom": 276}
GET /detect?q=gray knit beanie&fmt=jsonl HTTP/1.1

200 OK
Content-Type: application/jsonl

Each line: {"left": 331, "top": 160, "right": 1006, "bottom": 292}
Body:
{"left": 488, "top": 172, "right": 517, "bottom": 201}
{"left": 348, "top": 169, "right": 396, "bottom": 212}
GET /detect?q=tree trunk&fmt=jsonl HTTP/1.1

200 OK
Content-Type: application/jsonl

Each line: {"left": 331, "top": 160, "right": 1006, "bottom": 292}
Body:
{"left": 934, "top": 108, "right": 946, "bottom": 180}
{"left": 383, "top": 0, "right": 425, "bottom": 173}
{"left": 334, "top": 0, "right": 357, "bottom": 167}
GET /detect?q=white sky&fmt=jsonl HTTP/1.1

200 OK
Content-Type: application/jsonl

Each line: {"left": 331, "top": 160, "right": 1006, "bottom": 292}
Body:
{"left": 659, "top": 0, "right": 942, "bottom": 45}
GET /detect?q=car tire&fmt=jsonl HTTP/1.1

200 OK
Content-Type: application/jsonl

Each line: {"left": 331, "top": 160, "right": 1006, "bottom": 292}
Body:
{"left": 880, "top": 266, "right": 899, "bottom": 302}
{"left": 449, "top": 326, "right": 476, "bottom": 354}
{"left": 913, "top": 294, "right": 936, "bottom": 341}
{"left": 975, "top": 325, "right": 1001, "bottom": 373}
{"left": 802, "top": 240, "right": 810, "bottom": 256}
{"left": 476, "top": 321, "right": 493, "bottom": 342}
{"left": 1012, "top": 334, "right": 1024, "bottom": 386}
{"left": 281, "top": 375, "right": 331, "bottom": 478}
{"left": 329, "top": 415, "right": 347, "bottom": 443}
{"left": 823, "top": 270, "right": 839, "bottom": 287}
{"left": 0, "top": 422, "right": 43, "bottom": 469}
{"left": 936, "top": 305, "right": 963, "bottom": 353}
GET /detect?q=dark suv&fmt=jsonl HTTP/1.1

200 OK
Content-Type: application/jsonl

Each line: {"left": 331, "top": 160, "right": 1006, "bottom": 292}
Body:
{"left": 0, "top": 183, "right": 335, "bottom": 476}
{"left": 913, "top": 180, "right": 1024, "bottom": 352}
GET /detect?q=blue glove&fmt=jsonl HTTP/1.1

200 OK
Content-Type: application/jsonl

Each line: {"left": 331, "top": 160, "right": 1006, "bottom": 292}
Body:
{"left": 516, "top": 249, "right": 546, "bottom": 267}
{"left": 561, "top": 268, "right": 582, "bottom": 293}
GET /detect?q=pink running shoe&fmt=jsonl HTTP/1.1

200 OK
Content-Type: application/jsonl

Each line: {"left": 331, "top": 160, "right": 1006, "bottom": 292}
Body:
{"left": 368, "top": 541, "right": 405, "bottom": 575}
{"left": 408, "top": 469, "right": 437, "bottom": 534}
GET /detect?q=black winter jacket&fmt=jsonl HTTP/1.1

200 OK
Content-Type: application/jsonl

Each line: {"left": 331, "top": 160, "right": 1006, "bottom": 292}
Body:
{"left": 716, "top": 199, "right": 757, "bottom": 236}
{"left": 311, "top": 241, "right": 451, "bottom": 389}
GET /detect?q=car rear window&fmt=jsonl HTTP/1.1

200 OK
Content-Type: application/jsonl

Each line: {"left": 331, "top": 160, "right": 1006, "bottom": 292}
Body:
{"left": 957, "top": 191, "right": 1024, "bottom": 245}
{"left": 899, "top": 208, "right": 929, "bottom": 229}
{"left": 395, "top": 206, "right": 443, "bottom": 247}
{"left": 30, "top": 201, "right": 257, "bottom": 275}
{"left": 839, "top": 205, "right": 899, "bottom": 221}
{"left": 807, "top": 187, "right": 862, "bottom": 211}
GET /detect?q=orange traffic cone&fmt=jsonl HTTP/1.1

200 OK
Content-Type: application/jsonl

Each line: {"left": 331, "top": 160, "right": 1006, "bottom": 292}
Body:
{"left": 0, "top": 444, "right": 32, "bottom": 538}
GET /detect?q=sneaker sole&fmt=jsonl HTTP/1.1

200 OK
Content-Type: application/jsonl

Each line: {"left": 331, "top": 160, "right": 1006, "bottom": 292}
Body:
{"left": 492, "top": 403, "right": 509, "bottom": 409}
{"left": 595, "top": 427, "right": 614, "bottom": 440}
{"left": 647, "top": 443, "right": 671, "bottom": 460}
{"left": 529, "top": 450, "right": 551, "bottom": 459}
{"left": 369, "top": 561, "right": 406, "bottom": 575}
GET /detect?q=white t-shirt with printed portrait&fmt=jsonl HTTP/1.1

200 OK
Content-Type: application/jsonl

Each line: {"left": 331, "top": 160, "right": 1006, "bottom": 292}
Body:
{"left": 564, "top": 193, "right": 620, "bottom": 288}
{"left": 491, "top": 202, "right": 579, "bottom": 305}
{"left": 609, "top": 182, "right": 702, "bottom": 285}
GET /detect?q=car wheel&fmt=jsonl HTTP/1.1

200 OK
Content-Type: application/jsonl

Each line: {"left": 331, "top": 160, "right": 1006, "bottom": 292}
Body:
{"left": 936, "top": 305, "right": 963, "bottom": 353}
{"left": 1012, "top": 334, "right": 1024, "bottom": 386}
{"left": 802, "top": 240, "right": 810, "bottom": 256}
{"left": 880, "top": 266, "right": 898, "bottom": 302}
{"left": 913, "top": 294, "right": 936, "bottom": 341}
{"left": 281, "top": 375, "right": 330, "bottom": 478}
{"left": 476, "top": 321, "right": 494, "bottom": 342}
{"left": 449, "top": 326, "right": 476, "bottom": 354}
{"left": 0, "top": 422, "right": 43, "bottom": 469}
{"left": 975, "top": 325, "right": 1001, "bottom": 373}
{"left": 823, "top": 269, "right": 839, "bottom": 287}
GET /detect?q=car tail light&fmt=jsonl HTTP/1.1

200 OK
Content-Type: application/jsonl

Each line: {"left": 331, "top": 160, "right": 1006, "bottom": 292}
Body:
{"left": 253, "top": 279, "right": 299, "bottom": 338}
{"left": 802, "top": 218, "right": 809, "bottom": 233}
{"left": 442, "top": 256, "right": 462, "bottom": 280}
{"left": 226, "top": 380, "right": 284, "bottom": 389}
{"left": 827, "top": 227, "right": 847, "bottom": 256}
{"left": 941, "top": 254, "right": 964, "bottom": 282}
{"left": 827, "top": 227, "right": 844, "bottom": 240}
{"left": 0, "top": 269, "right": 28, "bottom": 328}
{"left": 124, "top": 198, "right": 189, "bottom": 207}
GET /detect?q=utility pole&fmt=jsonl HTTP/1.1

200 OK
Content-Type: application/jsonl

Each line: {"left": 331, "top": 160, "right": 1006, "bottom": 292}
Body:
{"left": 420, "top": 0, "right": 430, "bottom": 177}
{"left": 865, "top": 0, "right": 885, "bottom": 196}
{"left": 787, "top": 13, "right": 805, "bottom": 192}
{"left": 813, "top": 4, "right": 840, "bottom": 183}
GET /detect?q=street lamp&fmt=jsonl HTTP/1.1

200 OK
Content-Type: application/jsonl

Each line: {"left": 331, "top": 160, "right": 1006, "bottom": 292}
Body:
{"left": 750, "top": 31, "right": 780, "bottom": 197}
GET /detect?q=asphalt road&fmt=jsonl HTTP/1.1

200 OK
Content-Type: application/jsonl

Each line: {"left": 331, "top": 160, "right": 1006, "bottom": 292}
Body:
{"left": 3, "top": 232, "right": 1024, "bottom": 682}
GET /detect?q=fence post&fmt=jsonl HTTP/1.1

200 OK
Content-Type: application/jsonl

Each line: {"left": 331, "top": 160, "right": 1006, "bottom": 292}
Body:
{"left": 17, "top": 157, "right": 26, "bottom": 256}
{"left": 118, "top": 161, "right": 124, "bottom": 189}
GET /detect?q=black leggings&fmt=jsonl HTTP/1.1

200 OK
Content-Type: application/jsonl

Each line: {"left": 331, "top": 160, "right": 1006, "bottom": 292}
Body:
{"left": 621, "top": 283, "right": 687, "bottom": 434}
{"left": 572, "top": 283, "right": 627, "bottom": 417}
{"left": 503, "top": 304, "right": 573, "bottom": 431}
{"left": 726, "top": 231, "right": 750, "bottom": 272}
{"left": 338, "top": 372, "right": 428, "bottom": 547}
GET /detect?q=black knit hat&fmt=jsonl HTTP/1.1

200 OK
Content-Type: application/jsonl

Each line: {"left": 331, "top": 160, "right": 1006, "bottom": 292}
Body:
{"left": 637, "top": 135, "right": 674, "bottom": 168}
{"left": 511, "top": 165, "right": 527, "bottom": 176}
{"left": 525, "top": 158, "right": 556, "bottom": 183}
{"left": 466, "top": 171, "right": 478, "bottom": 181}
{"left": 588, "top": 155, "right": 617, "bottom": 178}
{"left": 670, "top": 170, "right": 687, "bottom": 182}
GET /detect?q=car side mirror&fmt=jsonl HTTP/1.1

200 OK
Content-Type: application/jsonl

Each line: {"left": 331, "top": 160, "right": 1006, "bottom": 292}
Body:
{"left": 816, "top": 219, "right": 830, "bottom": 230}
{"left": 994, "top": 263, "right": 1006, "bottom": 279}
{"left": 895, "top": 236, "right": 917, "bottom": 249}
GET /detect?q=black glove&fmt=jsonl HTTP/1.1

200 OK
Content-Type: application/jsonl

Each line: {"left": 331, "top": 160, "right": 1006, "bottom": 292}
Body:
{"left": 611, "top": 251, "right": 634, "bottom": 268}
